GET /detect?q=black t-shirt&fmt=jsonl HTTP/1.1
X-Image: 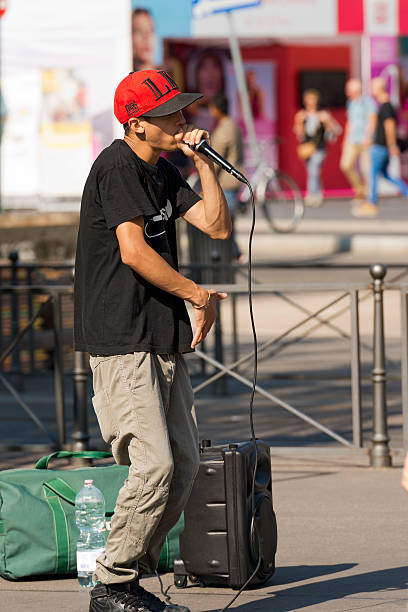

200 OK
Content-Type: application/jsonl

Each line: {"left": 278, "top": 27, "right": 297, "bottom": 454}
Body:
{"left": 74, "top": 139, "right": 200, "bottom": 356}
{"left": 374, "top": 102, "right": 396, "bottom": 146}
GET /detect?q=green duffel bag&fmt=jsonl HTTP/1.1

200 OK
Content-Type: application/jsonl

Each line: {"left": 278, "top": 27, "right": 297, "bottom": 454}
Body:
{"left": 0, "top": 450, "right": 182, "bottom": 580}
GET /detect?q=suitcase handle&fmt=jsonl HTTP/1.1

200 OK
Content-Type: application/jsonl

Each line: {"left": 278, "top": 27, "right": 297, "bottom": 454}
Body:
{"left": 35, "top": 450, "right": 113, "bottom": 470}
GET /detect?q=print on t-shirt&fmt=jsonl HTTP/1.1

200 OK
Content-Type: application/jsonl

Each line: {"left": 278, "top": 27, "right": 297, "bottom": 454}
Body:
{"left": 144, "top": 199, "right": 173, "bottom": 239}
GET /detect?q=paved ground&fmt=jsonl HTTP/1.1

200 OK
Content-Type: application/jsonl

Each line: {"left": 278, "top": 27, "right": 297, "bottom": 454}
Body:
{"left": 0, "top": 450, "right": 406, "bottom": 612}
{"left": 232, "top": 196, "right": 408, "bottom": 260}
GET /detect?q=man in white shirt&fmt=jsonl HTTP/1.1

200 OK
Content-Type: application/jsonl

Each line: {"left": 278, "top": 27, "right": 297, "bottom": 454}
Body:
{"left": 340, "top": 78, "right": 377, "bottom": 204}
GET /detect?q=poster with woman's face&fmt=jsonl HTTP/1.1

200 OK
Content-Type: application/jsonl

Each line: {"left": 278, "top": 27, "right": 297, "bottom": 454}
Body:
{"left": 226, "top": 61, "right": 277, "bottom": 167}
{"left": 185, "top": 48, "right": 229, "bottom": 131}
{"left": 131, "top": 0, "right": 192, "bottom": 72}
{"left": 132, "top": 8, "right": 158, "bottom": 71}
{"left": 184, "top": 48, "right": 277, "bottom": 167}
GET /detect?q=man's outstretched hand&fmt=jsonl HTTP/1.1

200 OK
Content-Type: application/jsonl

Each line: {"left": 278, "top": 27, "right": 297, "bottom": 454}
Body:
{"left": 191, "top": 290, "right": 227, "bottom": 348}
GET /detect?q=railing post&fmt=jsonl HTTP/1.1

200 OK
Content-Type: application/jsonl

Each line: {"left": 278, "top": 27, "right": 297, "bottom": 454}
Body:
{"left": 8, "top": 250, "right": 23, "bottom": 389}
{"left": 231, "top": 293, "right": 239, "bottom": 364}
{"left": 0, "top": 267, "right": 3, "bottom": 359}
{"left": 27, "top": 267, "right": 35, "bottom": 373}
{"left": 72, "top": 351, "right": 90, "bottom": 451}
{"left": 211, "top": 249, "right": 226, "bottom": 395}
{"left": 369, "top": 263, "right": 392, "bottom": 467}
{"left": 350, "top": 289, "right": 362, "bottom": 447}
{"left": 400, "top": 287, "right": 408, "bottom": 450}
{"left": 52, "top": 291, "right": 66, "bottom": 448}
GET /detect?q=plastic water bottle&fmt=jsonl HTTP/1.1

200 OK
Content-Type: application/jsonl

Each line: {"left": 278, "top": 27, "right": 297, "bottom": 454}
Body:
{"left": 75, "top": 479, "right": 106, "bottom": 588}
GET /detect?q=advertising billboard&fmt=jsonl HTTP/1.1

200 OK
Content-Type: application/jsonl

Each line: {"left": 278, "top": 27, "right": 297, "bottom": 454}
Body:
{"left": 1, "top": 0, "right": 131, "bottom": 209}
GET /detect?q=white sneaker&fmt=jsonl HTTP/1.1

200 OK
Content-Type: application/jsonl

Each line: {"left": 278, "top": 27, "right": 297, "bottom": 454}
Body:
{"left": 351, "top": 202, "right": 379, "bottom": 217}
{"left": 304, "top": 193, "right": 323, "bottom": 207}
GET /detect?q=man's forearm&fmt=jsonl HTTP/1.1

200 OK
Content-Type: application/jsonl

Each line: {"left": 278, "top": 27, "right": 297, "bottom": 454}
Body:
{"left": 365, "top": 113, "right": 376, "bottom": 141}
{"left": 122, "top": 241, "right": 207, "bottom": 306}
{"left": 196, "top": 160, "right": 232, "bottom": 239}
{"left": 384, "top": 119, "right": 397, "bottom": 148}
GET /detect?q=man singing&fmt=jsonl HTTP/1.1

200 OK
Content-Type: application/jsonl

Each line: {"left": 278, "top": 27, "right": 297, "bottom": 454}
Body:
{"left": 74, "top": 69, "right": 231, "bottom": 612}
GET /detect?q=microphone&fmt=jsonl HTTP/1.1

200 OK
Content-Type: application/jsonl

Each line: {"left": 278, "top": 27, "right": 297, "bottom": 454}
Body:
{"left": 189, "top": 140, "right": 247, "bottom": 184}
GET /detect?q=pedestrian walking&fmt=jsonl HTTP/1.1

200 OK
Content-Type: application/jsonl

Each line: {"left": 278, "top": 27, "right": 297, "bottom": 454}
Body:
{"left": 74, "top": 69, "right": 231, "bottom": 612}
{"left": 353, "top": 77, "right": 408, "bottom": 217}
{"left": 208, "top": 93, "right": 245, "bottom": 261}
{"left": 340, "top": 78, "right": 377, "bottom": 204}
{"left": 294, "top": 89, "right": 341, "bottom": 207}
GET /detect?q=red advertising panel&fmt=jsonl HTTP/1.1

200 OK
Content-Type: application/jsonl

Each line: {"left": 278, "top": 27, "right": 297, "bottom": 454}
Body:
{"left": 399, "top": 0, "right": 408, "bottom": 34}
{"left": 338, "top": 0, "right": 364, "bottom": 33}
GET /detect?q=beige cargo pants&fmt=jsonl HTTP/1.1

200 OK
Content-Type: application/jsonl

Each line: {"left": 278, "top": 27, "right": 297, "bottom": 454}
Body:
{"left": 340, "top": 141, "right": 369, "bottom": 199}
{"left": 90, "top": 352, "right": 200, "bottom": 584}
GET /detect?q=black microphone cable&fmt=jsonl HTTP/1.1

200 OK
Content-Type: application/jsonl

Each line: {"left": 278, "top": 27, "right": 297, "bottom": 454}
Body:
{"left": 218, "top": 178, "right": 263, "bottom": 612}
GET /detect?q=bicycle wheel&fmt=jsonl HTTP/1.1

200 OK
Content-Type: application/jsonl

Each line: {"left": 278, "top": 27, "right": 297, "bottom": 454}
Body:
{"left": 262, "top": 170, "right": 304, "bottom": 233}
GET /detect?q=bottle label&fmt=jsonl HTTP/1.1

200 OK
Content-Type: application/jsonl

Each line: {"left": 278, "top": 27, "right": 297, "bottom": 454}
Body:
{"left": 77, "top": 548, "right": 105, "bottom": 572}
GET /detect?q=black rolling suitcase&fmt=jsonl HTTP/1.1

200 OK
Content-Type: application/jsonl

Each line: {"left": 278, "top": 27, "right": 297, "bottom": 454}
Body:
{"left": 174, "top": 440, "right": 277, "bottom": 590}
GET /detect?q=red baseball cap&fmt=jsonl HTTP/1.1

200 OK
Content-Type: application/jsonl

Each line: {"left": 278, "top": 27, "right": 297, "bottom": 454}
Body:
{"left": 114, "top": 69, "right": 202, "bottom": 124}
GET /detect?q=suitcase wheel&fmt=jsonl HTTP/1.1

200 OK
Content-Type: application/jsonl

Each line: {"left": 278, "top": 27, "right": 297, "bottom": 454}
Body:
{"left": 174, "top": 575, "right": 188, "bottom": 589}
{"left": 189, "top": 575, "right": 200, "bottom": 584}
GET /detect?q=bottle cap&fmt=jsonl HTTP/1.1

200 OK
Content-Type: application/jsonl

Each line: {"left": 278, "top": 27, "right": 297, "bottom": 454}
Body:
{"left": 84, "top": 479, "right": 94, "bottom": 485}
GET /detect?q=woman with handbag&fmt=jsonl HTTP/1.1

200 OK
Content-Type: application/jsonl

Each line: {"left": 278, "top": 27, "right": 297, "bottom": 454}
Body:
{"left": 294, "top": 89, "right": 341, "bottom": 207}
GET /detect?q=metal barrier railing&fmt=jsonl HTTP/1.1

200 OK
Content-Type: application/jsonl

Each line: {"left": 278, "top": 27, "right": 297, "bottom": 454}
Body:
{"left": 2, "top": 252, "right": 408, "bottom": 374}
{"left": 0, "top": 252, "right": 73, "bottom": 377}
{"left": 194, "top": 264, "right": 403, "bottom": 466}
{"left": 0, "top": 285, "right": 73, "bottom": 450}
{"left": 196, "top": 283, "right": 362, "bottom": 448}
{"left": 0, "top": 259, "right": 406, "bottom": 465}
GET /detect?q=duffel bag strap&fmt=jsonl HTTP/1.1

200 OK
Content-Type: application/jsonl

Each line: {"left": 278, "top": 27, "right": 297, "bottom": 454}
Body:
{"left": 44, "top": 477, "right": 114, "bottom": 517}
{"left": 35, "top": 450, "right": 112, "bottom": 470}
{"left": 43, "top": 483, "right": 71, "bottom": 574}
{"left": 44, "top": 477, "right": 77, "bottom": 505}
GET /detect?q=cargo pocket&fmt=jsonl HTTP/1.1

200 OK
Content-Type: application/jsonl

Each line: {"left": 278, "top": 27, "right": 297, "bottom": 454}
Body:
{"left": 90, "top": 355, "right": 116, "bottom": 373}
{"left": 92, "top": 389, "right": 118, "bottom": 444}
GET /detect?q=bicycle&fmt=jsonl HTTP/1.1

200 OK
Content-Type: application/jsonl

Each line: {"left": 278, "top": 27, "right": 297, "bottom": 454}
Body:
{"left": 187, "top": 152, "right": 304, "bottom": 234}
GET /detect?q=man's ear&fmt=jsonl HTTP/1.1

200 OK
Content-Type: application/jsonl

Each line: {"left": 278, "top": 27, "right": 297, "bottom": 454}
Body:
{"left": 128, "top": 117, "right": 145, "bottom": 135}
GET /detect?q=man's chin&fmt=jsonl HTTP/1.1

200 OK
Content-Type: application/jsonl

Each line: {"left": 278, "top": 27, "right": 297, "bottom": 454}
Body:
{"left": 163, "top": 141, "right": 180, "bottom": 153}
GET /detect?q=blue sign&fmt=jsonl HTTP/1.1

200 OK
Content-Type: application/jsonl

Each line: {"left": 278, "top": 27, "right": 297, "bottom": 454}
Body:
{"left": 192, "top": 0, "right": 261, "bottom": 19}
{"left": 131, "top": 0, "right": 193, "bottom": 67}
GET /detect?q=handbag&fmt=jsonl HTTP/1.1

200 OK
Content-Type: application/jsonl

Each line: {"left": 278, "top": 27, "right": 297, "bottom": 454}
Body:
{"left": 297, "top": 141, "right": 317, "bottom": 160}
{"left": 0, "top": 450, "right": 182, "bottom": 580}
